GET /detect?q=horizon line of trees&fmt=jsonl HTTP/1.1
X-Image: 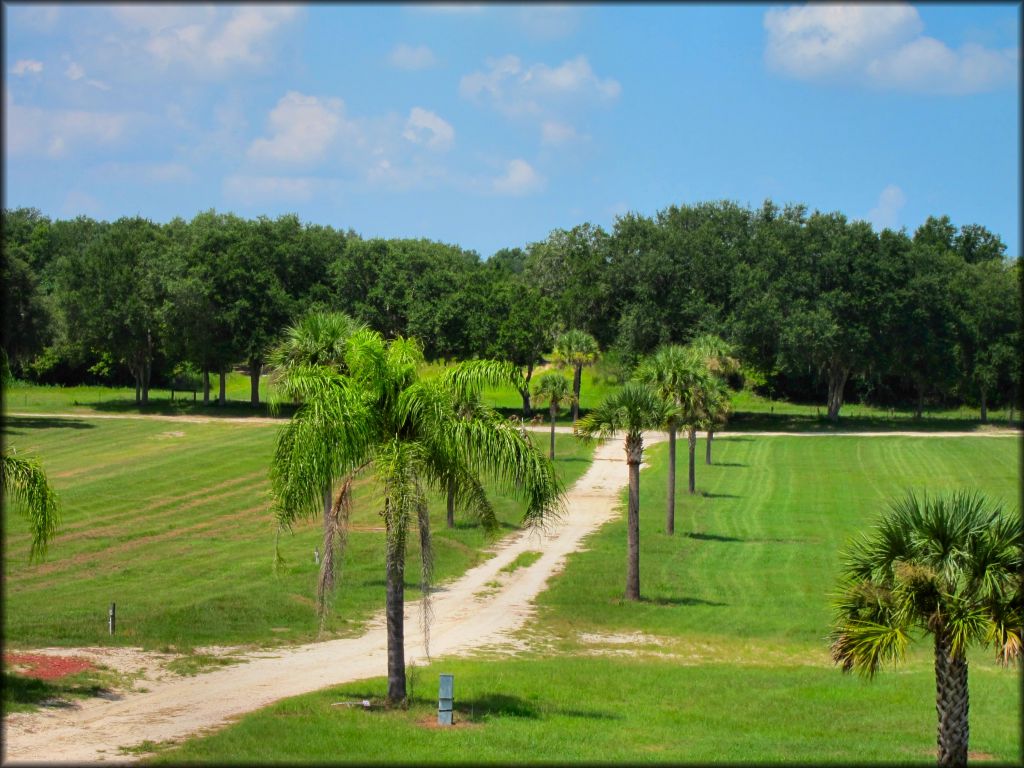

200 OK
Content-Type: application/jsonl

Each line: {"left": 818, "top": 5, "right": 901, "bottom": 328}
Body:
{"left": 2, "top": 200, "right": 1020, "bottom": 420}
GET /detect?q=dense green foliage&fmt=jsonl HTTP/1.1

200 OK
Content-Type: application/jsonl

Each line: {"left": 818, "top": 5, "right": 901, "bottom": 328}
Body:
{"left": 2, "top": 202, "right": 1019, "bottom": 419}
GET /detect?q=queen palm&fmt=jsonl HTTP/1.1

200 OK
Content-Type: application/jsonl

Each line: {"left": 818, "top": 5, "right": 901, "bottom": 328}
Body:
{"left": 634, "top": 345, "right": 709, "bottom": 534}
{"left": 271, "top": 328, "right": 562, "bottom": 703}
{"left": 553, "top": 329, "right": 600, "bottom": 424}
{"left": 533, "top": 371, "right": 574, "bottom": 459}
{"left": 2, "top": 450, "right": 61, "bottom": 561}
{"left": 575, "top": 382, "right": 672, "bottom": 600}
{"left": 267, "top": 311, "right": 365, "bottom": 621}
{"left": 830, "top": 491, "right": 1021, "bottom": 768}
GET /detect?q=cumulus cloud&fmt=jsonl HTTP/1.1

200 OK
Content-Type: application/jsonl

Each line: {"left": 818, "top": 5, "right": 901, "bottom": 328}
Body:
{"left": 112, "top": 5, "right": 299, "bottom": 74}
{"left": 389, "top": 43, "right": 437, "bottom": 71}
{"left": 763, "top": 3, "right": 1017, "bottom": 94}
{"left": 867, "top": 184, "right": 906, "bottom": 231}
{"left": 11, "top": 59, "right": 44, "bottom": 76}
{"left": 460, "top": 54, "right": 620, "bottom": 116}
{"left": 402, "top": 107, "right": 454, "bottom": 151}
{"left": 247, "top": 91, "right": 352, "bottom": 165}
{"left": 5, "top": 94, "right": 129, "bottom": 158}
{"left": 492, "top": 159, "right": 543, "bottom": 195}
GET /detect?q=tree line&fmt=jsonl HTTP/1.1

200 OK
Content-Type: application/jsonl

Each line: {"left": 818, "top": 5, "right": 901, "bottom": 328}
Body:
{"left": 2, "top": 201, "right": 1019, "bottom": 420}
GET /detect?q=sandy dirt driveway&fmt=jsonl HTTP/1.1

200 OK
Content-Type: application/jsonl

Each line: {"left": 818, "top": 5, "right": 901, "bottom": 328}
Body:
{"left": 2, "top": 434, "right": 665, "bottom": 765}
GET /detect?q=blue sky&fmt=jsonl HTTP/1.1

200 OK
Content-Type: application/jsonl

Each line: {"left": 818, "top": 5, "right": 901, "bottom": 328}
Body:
{"left": 4, "top": 3, "right": 1020, "bottom": 257}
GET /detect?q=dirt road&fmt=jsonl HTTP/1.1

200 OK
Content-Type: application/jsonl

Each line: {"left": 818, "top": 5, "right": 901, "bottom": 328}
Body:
{"left": 2, "top": 434, "right": 664, "bottom": 764}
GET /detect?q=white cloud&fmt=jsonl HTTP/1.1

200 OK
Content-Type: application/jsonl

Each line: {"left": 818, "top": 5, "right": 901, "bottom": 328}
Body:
{"left": 5, "top": 93, "right": 129, "bottom": 158}
{"left": 867, "top": 184, "right": 906, "bottom": 230}
{"left": 492, "top": 159, "right": 543, "bottom": 196}
{"left": 389, "top": 44, "right": 437, "bottom": 71}
{"left": 402, "top": 107, "right": 454, "bottom": 152}
{"left": 764, "top": 3, "right": 1017, "bottom": 94}
{"left": 460, "top": 54, "right": 620, "bottom": 116}
{"left": 248, "top": 91, "right": 351, "bottom": 165}
{"left": 223, "top": 174, "right": 318, "bottom": 205}
{"left": 99, "top": 161, "right": 196, "bottom": 184}
{"left": 540, "top": 120, "right": 582, "bottom": 146}
{"left": 65, "top": 62, "right": 85, "bottom": 80}
{"left": 11, "top": 60, "right": 44, "bottom": 76}
{"left": 112, "top": 5, "right": 299, "bottom": 74}
{"left": 14, "top": 5, "right": 60, "bottom": 32}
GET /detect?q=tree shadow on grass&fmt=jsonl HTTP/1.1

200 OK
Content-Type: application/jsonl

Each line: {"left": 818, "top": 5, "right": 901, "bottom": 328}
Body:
{"left": 684, "top": 531, "right": 744, "bottom": 543}
{"left": 699, "top": 491, "right": 741, "bottom": 499}
{"left": 711, "top": 461, "right": 747, "bottom": 467}
{"left": 640, "top": 595, "right": 727, "bottom": 607}
{"left": 2, "top": 416, "right": 96, "bottom": 435}
{"left": 2, "top": 672, "right": 107, "bottom": 709}
{"left": 458, "top": 693, "right": 621, "bottom": 722}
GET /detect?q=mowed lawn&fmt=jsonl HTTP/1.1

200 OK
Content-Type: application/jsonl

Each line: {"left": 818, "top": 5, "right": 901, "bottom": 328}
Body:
{"left": 2, "top": 415, "right": 593, "bottom": 649}
{"left": 153, "top": 435, "right": 1021, "bottom": 764}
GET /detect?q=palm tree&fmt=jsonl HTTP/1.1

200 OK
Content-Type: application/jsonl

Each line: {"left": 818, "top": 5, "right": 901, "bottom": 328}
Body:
{"left": 686, "top": 334, "right": 738, "bottom": 464}
{"left": 2, "top": 450, "right": 61, "bottom": 561}
{"left": 575, "top": 382, "right": 673, "bottom": 601}
{"left": 553, "top": 329, "right": 600, "bottom": 424}
{"left": 830, "top": 491, "right": 1021, "bottom": 768}
{"left": 699, "top": 375, "right": 732, "bottom": 466}
{"left": 267, "top": 311, "right": 365, "bottom": 622}
{"left": 634, "top": 345, "right": 709, "bottom": 534}
{"left": 533, "top": 372, "right": 574, "bottom": 459}
{"left": 270, "top": 329, "right": 563, "bottom": 703}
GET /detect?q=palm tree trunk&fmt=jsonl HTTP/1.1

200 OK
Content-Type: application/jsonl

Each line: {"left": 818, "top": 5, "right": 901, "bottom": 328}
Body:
{"left": 934, "top": 629, "right": 969, "bottom": 768}
{"left": 446, "top": 477, "right": 455, "bottom": 528}
{"left": 521, "top": 362, "right": 534, "bottom": 417}
{"left": 218, "top": 371, "right": 226, "bottom": 406}
{"left": 687, "top": 427, "right": 696, "bottom": 495}
{"left": 979, "top": 387, "right": 988, "bottom": 423}
{"left": 572, "top": 364, "right": 582, "bottom": 424}
{"left": 249, "top": 360, "right": 261, "bottom": 407}
{"left": 826, "top": 362, "right": 848, "bottom": 422}
{"left": 666, "top": 425, "right": 676, "bottom": 535}
{"left": 625, "top": 434, "right": 643, "bottom": 601}
{"left": 706, "top": 429, "right": 714, "bottom": 465}
{"left": 316, "top": 482, "right": 336, "bottom": 621}
{"left": 385, "top": 514, "right": 407, "bottom": 704}
{"left": 549, "top": 403, "right": 557, "bottom": 460}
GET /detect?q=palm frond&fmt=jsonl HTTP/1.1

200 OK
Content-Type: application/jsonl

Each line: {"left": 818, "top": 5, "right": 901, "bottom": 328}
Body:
{"left": 2, "top": 451, "right": 62, "bottom": 561}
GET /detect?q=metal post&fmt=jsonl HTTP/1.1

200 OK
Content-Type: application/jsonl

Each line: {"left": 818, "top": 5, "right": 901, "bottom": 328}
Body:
{"left": 438, "top": 674, "right": 454, "bottom": 725}
{"left": 108, "top": 602, "right": 116, "bottom": 635}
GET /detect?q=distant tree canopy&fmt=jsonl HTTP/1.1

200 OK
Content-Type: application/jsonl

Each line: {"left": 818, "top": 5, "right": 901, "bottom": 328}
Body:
{"left": 2, "top": 202, "right": 1019, "bottom": 418}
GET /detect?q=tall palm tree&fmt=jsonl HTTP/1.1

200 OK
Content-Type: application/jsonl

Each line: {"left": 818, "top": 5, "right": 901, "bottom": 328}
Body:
{"left": 634, "top": 345, "right": 709, "bottom": 534}
{"left": 699, "top": 375, "right": 731, "bottom": 466}
{"left": 830, "top": 491, "right": 1021, "bottom": 768}
{"left": 533, "top": 371, "right": 574, "bottom": 459}
{"left": 271, "top": 329, "right": 563, "bottom": 703}
{"left": 2, "top": 450, "right": 61, "bottom": 561}
{"left": 575, "top": 382, "right": 673, "bottom": 601}
{"left": 553, "top": 329, "right": 600, "bottom": 424}
{"left": 686, "top": 334, "right": 738, "bottom": 464}
{"left": 267, "top": 311, "right": 365, "bottom": 622}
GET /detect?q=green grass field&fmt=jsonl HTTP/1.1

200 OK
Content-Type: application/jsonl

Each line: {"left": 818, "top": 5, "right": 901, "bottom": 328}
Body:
{"left": 151, "top": 434, "right": 1021, "bottom": 764}
{"left": 3, "top": 415, "right": 593, "bottom": 649}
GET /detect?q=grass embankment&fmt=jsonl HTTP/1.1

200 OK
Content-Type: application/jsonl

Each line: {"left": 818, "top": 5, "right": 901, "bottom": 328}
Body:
{"left": 154, "top": 435, "right": 1021, "bottom": 764}
{"left": 2, "top": 416, "right": 593, "bottom": 649}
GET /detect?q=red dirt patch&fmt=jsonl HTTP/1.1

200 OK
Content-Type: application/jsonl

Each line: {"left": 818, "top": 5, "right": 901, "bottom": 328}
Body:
{"left": 5, "top": 653, "right": 97, "bottom": 680}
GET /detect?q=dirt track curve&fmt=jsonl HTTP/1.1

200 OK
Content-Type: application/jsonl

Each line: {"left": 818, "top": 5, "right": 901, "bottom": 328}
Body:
{"left": 2, "top": 433, "right": 666, "bottom": 764}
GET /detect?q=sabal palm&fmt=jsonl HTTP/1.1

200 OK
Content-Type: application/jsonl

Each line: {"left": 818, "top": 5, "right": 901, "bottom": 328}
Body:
{"left": 635, "top": 346, "right": 712, "bottom": 531}
{"left": 698, "top": 375, "right": 731, "bottom": 465}
{"left": 270, "top": 328, "right": 563, "bottom": 702}
{"left": 2, "top": 450, "right": 61, "bottom": 561}
{"left": 830, "top": 491, "right": 1021, "bottom": 768}
{"left": 575, "top": 382, "right": 673, "bottom": 600}
{"left": 553, "top": 329, "right": 600, "bottom": 424}
{"left": 533, "top": 372, "right": 574, "bottom": 459}
{"left": 267, "top": 311, "right": 365, "bottom": 621}
{"left": 685, "top": 334, "right": 737, "bottom": 465}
